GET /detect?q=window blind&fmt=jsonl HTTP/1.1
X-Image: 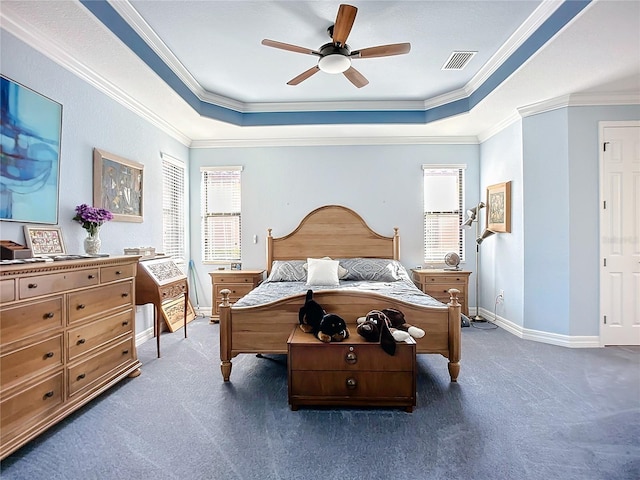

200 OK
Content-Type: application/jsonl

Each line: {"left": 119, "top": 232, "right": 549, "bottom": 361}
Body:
{"left": 201, "top": 167, "right": 242, "bottom": 262}
{"left": 161, "top": 155, "right": 186, "bottom": 264}
{"left": 423, "top": 165, "right": 465, "bottom": 263}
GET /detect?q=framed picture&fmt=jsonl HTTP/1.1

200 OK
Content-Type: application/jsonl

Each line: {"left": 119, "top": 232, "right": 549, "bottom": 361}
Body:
{"left": 161, "top": 295, "right": 196, "bottom": 332}
{"left": 230, "top": 262, "right": 242, "bottom": 271}
{"left": 486, "top": 181, "right": 511, "bottom": 233}
{"left": 93, "top": 148, "right": 143, "bottom": 222}
{"left": 1, "top": 75, "right": 62, "bottom": 224}
{"left": 23, "top": 225, "right": 67, "bottom": 256}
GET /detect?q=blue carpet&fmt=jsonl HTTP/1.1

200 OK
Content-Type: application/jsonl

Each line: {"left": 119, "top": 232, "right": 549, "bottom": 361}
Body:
{"left": 1, "top": 317, "right": 638, "bottom": 480}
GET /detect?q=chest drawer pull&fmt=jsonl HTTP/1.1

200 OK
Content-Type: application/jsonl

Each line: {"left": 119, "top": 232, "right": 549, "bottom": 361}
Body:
{"left": 115, "top": 270, "right": 122, "bottom": 275}
{"left": 44, "top": 312, "right": 55, "bottom": 319}
{"left": 122, "top": 349, "right": 129, "bottom": 355}
{"left": 45, "top": 351, "right": 55, "bottom": 358}
{"left": 77, "top": 373, "right": 86, "bottom": 380}
{"left": 44, "top": 391, "right": 54, "bottom": 398}
{"left": 121, "top": 292, "right": 129, "bottom": 298}
{"left": 77, "top": 304, "right": 86, "bottom": 310}
{"left": 88, "top": 274, "right": 96, "bottom": 279}
{"left": 122, "top": 321, "right": 129, "bottom": 326}
{"left": 346, "top": 377, "right": 357, "bottom": 389}
{"left": 345, "top": 352, "right": 357, "bottom": 364}
{"left": 28, "top": 283, "right": 38, "bottom": 289}
{"left": 77, "top": 338, "right": 86, "bottom": 345}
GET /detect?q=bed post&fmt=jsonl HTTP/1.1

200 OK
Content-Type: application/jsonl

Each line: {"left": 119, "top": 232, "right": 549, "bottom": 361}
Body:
{"left": 219, "top": 288, "right": 233, "bottom": 381}
{"left": 266, "top": 228, "right": 274, "bottom": 275}
{"left": 447, "top": 288, "right": 461, "bottom": 382}
{"left": 392, "top": 227, "right": 400, "bottom": 260}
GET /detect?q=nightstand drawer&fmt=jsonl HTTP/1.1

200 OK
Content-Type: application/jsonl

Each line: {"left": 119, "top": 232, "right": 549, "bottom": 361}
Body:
{"left": 214, "top": 283, "right": 253, "bottom": 300}
{"left": 211, "top": 274, "right": 257, "bottom": 284}
{"left": 420, "top": 275, "right": 468, "bottom": 284}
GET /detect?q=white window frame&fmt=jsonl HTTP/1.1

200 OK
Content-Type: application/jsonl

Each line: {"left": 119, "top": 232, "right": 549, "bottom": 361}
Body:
{"left": 161, "top": 153, "right": 187, "bottom": 266}
{"left": 422, "top": 164, "right": 466, "bottom": 263}
{"left": 200, "top": 166, "right": 242, "bottom": 264}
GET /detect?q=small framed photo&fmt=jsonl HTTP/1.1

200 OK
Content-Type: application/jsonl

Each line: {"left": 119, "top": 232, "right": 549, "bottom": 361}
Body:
{"left": 230, "top": 262, "right": 242, "bottom": 271}
{"left": 486, "top": 181, "right": 511, "bottom": 233}
{"left": 23, "top": 226, "right": 67, "bottom": 256}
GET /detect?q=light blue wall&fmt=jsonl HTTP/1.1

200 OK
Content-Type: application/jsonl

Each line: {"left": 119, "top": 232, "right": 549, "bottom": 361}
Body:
{"left": 1, "top": 31, "right": 189, "bottom": 335}
{"left": 522, "top": 104, "right": 640, "bottom": 337}
{"left": 189, "top": 144, "right": 480, "bottom": 308}
{"left": 479, "top": 121, "right": 524, "bottom": 326}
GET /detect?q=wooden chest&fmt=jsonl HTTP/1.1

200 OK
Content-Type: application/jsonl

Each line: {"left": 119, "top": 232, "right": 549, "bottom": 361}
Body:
{"left": 287, "top": 327, "right": 416, "bottom": 411}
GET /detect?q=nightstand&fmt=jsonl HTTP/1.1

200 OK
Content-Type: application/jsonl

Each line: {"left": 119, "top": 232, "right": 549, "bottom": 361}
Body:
{"left": 209, "top": 270, "right": 264, "bottom": 322}
{"left": 411, "top": 269, "right": 471, "bottom": 316}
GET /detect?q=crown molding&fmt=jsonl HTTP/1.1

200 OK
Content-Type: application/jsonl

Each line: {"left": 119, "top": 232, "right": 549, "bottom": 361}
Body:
{"left": 190, "top": 135, "right": 479, "bottom": 149}
{"left": 0, "top": 9, "right": 192, "bottom": 147}
{"left": 518, "top": 91, "right": 640, "bottom": 117}
{"left": 477, "top": 112, "right": 522, "bottom": 143}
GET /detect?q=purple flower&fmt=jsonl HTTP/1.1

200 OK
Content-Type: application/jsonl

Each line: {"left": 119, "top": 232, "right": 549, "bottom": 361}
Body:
{"left": 73, "top": 204, "right": 113, "bottom": 235}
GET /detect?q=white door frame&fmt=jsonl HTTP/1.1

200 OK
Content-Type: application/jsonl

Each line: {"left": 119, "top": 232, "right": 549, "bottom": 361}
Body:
{"left": 598, "top": 120, "right": 640, "bottom": 346}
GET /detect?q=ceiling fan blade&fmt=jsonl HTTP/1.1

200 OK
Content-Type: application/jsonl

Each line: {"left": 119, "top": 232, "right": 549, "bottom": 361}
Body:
{"left": 352, "top": 43, "right": 411, "bottom": 59}
{"left": 287, "top": 66, "right": 320, "bottom": 85}
{"left": 343, "top": 66, "right": 368, "bottom": 88}
{"left": 261, "top": 39, "right": 319, "bottom": 56}
{"left": 332, "top": 4, "right": 357, "bottom": 46}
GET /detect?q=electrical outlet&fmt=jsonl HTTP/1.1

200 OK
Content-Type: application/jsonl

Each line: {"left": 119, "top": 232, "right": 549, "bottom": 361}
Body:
{"left": 499, "top": 289, "right": 504, "bottom": 299}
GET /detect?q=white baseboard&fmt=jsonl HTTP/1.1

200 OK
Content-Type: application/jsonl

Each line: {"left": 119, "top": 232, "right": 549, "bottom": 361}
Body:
{"left": 135, "top": 327, "right": 154, "bottom": 347}
{"left": 479, "top": 308, "right": 601, "bottom": 348}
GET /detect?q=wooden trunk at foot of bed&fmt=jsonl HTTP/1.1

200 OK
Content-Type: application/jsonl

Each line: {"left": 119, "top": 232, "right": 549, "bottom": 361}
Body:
{"left": 219, "top": 288, "right": 461, "bottom": 383}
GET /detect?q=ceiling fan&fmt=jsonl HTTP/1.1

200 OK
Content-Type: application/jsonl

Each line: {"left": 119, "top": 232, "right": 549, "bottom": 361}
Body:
{"left": 261, "top": 4, "right": 411, "bottom": 88}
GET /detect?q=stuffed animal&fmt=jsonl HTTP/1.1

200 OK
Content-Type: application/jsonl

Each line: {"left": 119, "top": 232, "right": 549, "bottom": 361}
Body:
{"left": 299, "top": 290, "right": 350, "bottom": 343}
{"left": 356, "top": 310, "right": 397, "bottom": 355}
{"left": 381, "top": 308, "right": 425, "bottom": 342}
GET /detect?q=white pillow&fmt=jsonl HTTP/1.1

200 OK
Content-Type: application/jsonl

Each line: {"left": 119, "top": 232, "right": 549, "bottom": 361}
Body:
{"left": 304, "top": 257, "right": 349, "bottom": 279}
{"left": 306, "top": 257, "right": 340, "bottom": 286}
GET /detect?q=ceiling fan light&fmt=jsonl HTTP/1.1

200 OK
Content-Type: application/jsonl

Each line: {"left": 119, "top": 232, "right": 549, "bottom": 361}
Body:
{"left": 318, "top": 54, "right": 351, "bottom": 74}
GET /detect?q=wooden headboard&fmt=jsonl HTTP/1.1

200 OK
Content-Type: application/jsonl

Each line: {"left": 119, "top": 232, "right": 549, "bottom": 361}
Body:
{"left": 266, "top": 205, "right": 399, "bottom": 273}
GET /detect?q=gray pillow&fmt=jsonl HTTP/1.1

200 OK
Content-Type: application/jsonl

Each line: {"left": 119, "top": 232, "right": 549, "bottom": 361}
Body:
{"left": 266, "top": 260, "right": 307, "bottom": 282}
{"left": 339, "top": 258, "right": 400, "bottom": 282}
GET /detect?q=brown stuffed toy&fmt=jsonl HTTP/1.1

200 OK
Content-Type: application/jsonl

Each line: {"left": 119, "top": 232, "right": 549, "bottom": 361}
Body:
{"left": 356, "top": 310, "right": 397, "bottom": 355}
{"left": 381, "top": 308, "right": 426, "bottom": 341}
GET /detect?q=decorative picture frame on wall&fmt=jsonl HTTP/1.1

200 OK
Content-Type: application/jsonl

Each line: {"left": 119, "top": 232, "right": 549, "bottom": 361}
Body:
{"left": 93, "top": 148, "right": 143, "bottom": 223}
{"left": 486, "top": 181, "right": 511, "bottom": 233}
{"left": 23, "top": 225, "right": 67, "bottom": 256}
{"left": 0, "top": 75, "right": 63, "bottom": 224}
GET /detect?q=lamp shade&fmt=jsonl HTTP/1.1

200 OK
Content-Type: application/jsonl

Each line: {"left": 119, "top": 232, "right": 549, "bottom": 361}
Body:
{"left": 460, "top": 201, "right": 485, "bottom": 229}
{"left": 476, "top": 228, "right": 496, "bottom": 244}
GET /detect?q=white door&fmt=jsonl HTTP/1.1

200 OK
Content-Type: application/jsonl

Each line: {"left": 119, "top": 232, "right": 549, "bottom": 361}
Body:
{"left": 600, "top": 122, "right": 640, "bottom": 346}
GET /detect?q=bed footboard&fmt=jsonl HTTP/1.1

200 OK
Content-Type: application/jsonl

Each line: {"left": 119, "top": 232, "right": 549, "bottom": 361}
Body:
{"left": 218, "top": 288, "right": 462, "bottom": 383}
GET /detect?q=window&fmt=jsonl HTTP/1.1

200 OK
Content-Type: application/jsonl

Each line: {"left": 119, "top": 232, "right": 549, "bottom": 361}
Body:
{"left": 423, "top": 165, "right": 465, "bottom": 263}
{"left": 201, "top": 166, "right": 242, "bottom": 263}
{"left": 161, "top": 154, "right": 186, "bottom": 265}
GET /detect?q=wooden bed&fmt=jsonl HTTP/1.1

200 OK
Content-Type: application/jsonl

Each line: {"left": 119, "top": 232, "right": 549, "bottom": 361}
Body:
{"left": 218, "top": 205, "right": 461, "bottom": 382}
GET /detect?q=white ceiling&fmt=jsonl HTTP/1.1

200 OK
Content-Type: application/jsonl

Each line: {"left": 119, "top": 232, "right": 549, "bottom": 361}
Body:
{"left": 1, "top": 0, "right": 639, "bottom": 145}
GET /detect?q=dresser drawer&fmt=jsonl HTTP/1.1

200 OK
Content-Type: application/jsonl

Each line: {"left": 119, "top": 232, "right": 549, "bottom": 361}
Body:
{"left": 68, "top": 337, "right": 134, "bottom": 396}
{"left": 1, "top": 335, "right": 63, "bottom": 390}
{"left": 19, "top": 269, "right": 99, "bottom": 299}
{"left": 0, "top": 279, "right": 15, "bottom": 303}
{"left": 289, "top": 342, "right": 413, "bottom": 372}
{"left": 159, "top": 282, "right": 188, "bottom": 301}
{"left": 68, "top": 281, "right": 134, "bottom": 324}
{"left": 290, "top": 371, "right": 414, "bottom": 399}
{"left": 101, "top": 264, "right": 136, "bottom": 283}
{"left": 1, "top": 372, "right": 63, "bottom": 445}
{"left": 0, "top": 297, "right": 63, "bottom": 345}
{"left": 210, "top": 274, "right": 258, "bottom": 285}
{"left": 67, "top": 309, "right": 134, "bottom": 361}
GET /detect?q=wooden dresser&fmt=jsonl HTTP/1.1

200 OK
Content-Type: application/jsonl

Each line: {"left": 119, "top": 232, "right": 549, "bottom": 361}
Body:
{"left": 0, "top": 256, "right": 141, "bottom": 459}
{"left": 287, "top": 327, "right": 416, "bottom": 412}
{"left": 209, "top": 270, "right": 264, "bottom": 322}
{"left": 411, "top": 269, "right": 471, "bottom": 316}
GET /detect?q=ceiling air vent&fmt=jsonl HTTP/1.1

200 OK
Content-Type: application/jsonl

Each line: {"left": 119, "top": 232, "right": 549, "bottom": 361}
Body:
{"left": 442, "top": 51, "right": 477, "bottom": 71}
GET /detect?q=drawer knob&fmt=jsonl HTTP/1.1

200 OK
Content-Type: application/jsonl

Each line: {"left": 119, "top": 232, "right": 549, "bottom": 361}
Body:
{"left": 44, "top": 391, "right": 54, "bottom": 399}
{"left": 88, "top": 274, "right": 96, "bottom": 279}
{"left": 345, "top": 352, "right": 357, "bottom": 364}
{"left": 77, "top": 304, "right": 86, "bottom": 310}
{"left": 45, "top": 351, "right": 54, "bottom": 358}
{"left": 77, "top": 373, "right": 86, "bottom": 380}
{"left": 121, "top": 292, "right": 129, "bottom": 298}
{"left": 115, "top": 271, "right": 122, "bottom": 275}
{"left": 122, "top": 349, "right": 129, "bottom": 355}
{"left": 28, "top": 283, "right": 38, "bottom": 289}
{"left": 122, "top": 321, "right": 129, "bottom": 326}
{"left": 44, "top": 312, "right": 55, "bottom": 319}
{"left": 346, "top": 377, "right": 357, "bottom": 389}
{"left": 77, "top": 338, "right": 86, "bottom": 345}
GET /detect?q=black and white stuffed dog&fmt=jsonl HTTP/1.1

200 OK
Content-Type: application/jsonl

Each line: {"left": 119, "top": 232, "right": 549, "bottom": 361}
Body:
{"left": 299, "top": 290, "right": 350, "bottom": 343}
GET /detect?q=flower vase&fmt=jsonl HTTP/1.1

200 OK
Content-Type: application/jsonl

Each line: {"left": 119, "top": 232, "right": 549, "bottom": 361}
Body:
{"left": 84, "top": 229, "right": 102, "bottom": 255}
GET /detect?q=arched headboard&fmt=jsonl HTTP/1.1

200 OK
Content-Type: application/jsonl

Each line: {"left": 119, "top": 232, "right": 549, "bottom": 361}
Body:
{"left": 266, "top": 205, "right": 399, "bottom": 273}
